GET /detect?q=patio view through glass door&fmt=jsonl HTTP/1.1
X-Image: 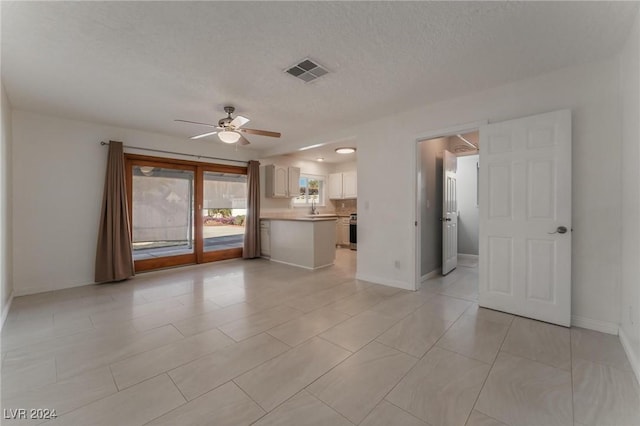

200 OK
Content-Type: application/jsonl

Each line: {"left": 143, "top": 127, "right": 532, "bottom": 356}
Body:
{"left": 201, "top": 171, "right": 247, "bottom": 262}
{"left": 126, "top": 155, "right": 247, "bottom": 271}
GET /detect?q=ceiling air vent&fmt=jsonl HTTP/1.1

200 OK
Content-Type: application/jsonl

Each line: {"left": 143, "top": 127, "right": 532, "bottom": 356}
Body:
{"left": 285, "top": 58, "right": 329, "bottom": 83}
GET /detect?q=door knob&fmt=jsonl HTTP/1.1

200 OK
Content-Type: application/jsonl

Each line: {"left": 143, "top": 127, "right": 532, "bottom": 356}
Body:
{"left": 440, "top": 217, "right": 452, "bottom": 222}
{"left": 548, "top": 226, "right": 568, "bottom": 234}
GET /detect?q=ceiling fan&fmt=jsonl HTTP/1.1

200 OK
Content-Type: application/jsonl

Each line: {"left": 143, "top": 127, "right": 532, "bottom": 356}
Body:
{"left": 175, "top": 106, "right": 281, "bottom": 146}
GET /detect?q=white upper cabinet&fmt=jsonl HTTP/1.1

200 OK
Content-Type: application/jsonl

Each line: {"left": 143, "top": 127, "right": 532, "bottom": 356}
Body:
{"left": 342, "top": 171, "right": 357, "bottom": 198}
{"left": 265, "top": 165, "right": 301, "bottom": 198}
{"left": 329, "top": 171, "right": 357, "bottom": 199}
{"left": 329, "top": 173, "right": 343, "bottom": 199}
{"left": 287, "top": 166, "right": 300, "bottom": 198}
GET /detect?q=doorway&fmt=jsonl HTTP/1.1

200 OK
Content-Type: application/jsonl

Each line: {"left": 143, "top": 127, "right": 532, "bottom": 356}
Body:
{"left": 125, "top": 154, "right": 248, "bottom": 272}
{"left": 415, "top": 128, "right": 480, "bottom": 301}
{"left": 414, "top": 110, "right": 572, "bottom": 327}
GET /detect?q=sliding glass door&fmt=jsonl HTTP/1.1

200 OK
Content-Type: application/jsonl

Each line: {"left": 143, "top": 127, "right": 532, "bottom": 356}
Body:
{"left": 125, "top": 155, "right": 247, "bottom": 272}
{"left": 201, "top": 171, "right": 248, "bottom": 262}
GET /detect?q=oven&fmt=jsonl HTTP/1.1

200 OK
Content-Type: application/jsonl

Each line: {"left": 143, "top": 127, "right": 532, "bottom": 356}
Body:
{"left": 349, "top": 213, "right": 357, "bottom": 250}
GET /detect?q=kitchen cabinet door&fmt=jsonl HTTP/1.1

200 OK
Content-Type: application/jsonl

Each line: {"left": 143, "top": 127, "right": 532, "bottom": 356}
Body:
{"left": 328, "top": 173, "right": 343, "bottom": 199}
{"left": 265, "top": 165, "right": 300, "bottom": 198}
{"left": 265, "top": 164, "right": 288, "bottom": 197}
{"left": 288, "top": 167, "right": 300, "bottom": 198}
{"left": 343, "top": 171, "right": 357, "bottom": 198}
{"left": 260, "top": 221, "right": 270, "bottom": 256}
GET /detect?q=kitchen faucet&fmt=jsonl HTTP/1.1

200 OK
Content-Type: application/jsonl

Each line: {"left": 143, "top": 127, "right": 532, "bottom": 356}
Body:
{"left": 311, "top": 198, "right": 318, "bottom": 215}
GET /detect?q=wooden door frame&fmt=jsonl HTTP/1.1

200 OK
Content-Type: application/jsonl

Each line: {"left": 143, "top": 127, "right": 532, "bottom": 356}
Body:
{"left": 125, "top": 154, "right": 247, "bottom": 272}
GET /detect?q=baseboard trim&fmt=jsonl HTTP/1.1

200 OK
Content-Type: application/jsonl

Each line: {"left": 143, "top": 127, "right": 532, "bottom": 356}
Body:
{"left": 269, "top": 259, "right": 333, "bottom": 270}
{"left": 458, "top": 254, "right": 479, "bottom": 261}
{"left": 619, "top": 327, "right": 640, "bottom": 385}
{"left": 1, "top": 290, "right": 15, "bottom": 331}
{"left": 355, "top": 273, "right": 413, "bottom": 291}
{"left": 571, "top": 315, "right": 619, "bottom": 335}
{"left": 421, "top": 268, "right": 441, "bottom": 282}
{"left": 14, "top": 283, "right": 90, "bottom": 297}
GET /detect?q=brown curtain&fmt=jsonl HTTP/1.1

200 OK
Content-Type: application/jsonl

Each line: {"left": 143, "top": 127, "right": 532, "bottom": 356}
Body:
{"left": 243, "top": 160, "right": 261, "bottom": 258}
{"left": 95, "top": 141, "right": 135, "bottom": 282}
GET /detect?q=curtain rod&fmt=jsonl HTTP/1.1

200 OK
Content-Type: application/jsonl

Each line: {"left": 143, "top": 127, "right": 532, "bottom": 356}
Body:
{"left": 100, "top": 141, "right": 249, "bottom": 164}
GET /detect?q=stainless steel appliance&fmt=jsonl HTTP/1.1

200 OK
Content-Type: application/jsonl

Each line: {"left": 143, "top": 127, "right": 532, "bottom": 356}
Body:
{"left": 349, "top": 213, "right": 357, "bottom": 250}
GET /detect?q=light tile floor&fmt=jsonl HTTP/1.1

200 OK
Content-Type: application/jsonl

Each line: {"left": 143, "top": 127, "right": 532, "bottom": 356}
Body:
{"left": 2, "top": 250, "right": 639, "bottom": 426}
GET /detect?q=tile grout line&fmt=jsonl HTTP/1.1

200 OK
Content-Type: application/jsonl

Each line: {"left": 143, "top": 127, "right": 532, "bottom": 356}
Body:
{"left": 464, "top": 308, "right": 515, "bottom": 426}
{"left": 233, "top": 377, "right": 272, "bottom": 413}
{"left": 382, "top": 398, "right": 435, "bottom": 426}
{"left": 107, "top": 364, "right": 120, "bottom": 391}
{"left": 137, "top": 374, "right": 192, "bottom": 426}
{"left": 166, "top": 372, "right": 189, "bottom": 403}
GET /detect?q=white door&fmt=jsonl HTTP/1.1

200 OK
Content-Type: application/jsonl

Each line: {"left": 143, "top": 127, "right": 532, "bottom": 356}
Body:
{"left": 442, "top": 150, "right": 458, "bottom": 275}
{"left": 479, "top": 110, "right": 571, "bottom": 326}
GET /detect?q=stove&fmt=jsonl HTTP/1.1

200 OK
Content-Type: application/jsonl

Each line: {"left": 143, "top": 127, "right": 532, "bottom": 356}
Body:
{"left": 349, "top": 213, "right": 357, "bottom": 250}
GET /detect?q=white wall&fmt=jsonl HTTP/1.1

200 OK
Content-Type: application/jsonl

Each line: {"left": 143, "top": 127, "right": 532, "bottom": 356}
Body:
{"left": 266, "top": 56, "right": 624, "bottom": 328}
{"left": 258, "top": 155, "right": 336, "bottom": 217}
{"left": 331, "top": 160, "right": 357, "bottom": 174}
{"left": 419, "top": 137, "right": 447, "bottom": 277}
{"left": 11, "top": 110, "right": 256, "bottom": 296}
{"left": 619, "top": 9, "right": 640, "bottom": 382}
{"left": 457, "top": 154, "right": 479, "bottom": 256}
{"left": 1, "top": 82, "right": 14, "bottom": 325}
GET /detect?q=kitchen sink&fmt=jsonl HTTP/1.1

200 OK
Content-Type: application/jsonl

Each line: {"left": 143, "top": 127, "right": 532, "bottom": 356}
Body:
{"left": 304, "top": 214, "right": 338, "bottom": 217}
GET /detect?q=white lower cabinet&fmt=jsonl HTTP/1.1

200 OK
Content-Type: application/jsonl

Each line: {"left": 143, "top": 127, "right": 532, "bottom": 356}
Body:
{"left": 336, "top": 217, "right": 350, "bottom": 246}
{"left": 260, "top": 220, "right": 270, "bottom": 257}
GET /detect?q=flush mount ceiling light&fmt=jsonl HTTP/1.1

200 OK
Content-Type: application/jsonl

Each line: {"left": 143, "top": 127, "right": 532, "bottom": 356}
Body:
{"left": 335, "top": 147, "right": 356, "bottom": 154}
{"left": 218, "top": 130, "right": 241, "bottom": 144}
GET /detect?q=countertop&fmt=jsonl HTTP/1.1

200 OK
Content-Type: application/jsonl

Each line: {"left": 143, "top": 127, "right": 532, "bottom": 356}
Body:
{"left": 260, "top": 217, "right": 338, "bottom": 222}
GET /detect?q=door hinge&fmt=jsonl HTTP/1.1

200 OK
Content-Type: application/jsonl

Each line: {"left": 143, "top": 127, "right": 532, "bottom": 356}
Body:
{"left": 415, "top": 221, "right": 418, "bottom": 227}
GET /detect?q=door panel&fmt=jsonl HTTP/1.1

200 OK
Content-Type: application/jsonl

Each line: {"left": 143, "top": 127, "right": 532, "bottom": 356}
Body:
{"left": 201, "top": 171, "right": 247, "bottom": 262}
{"left": 442, "top": 150, "right": 458, "bottom": 275}
{"left": 128, "top": 161, "right": 197, "bottom": 271}
{"left": 479, "top": 109, "right": 571, "bottom": 326}
{"left": 487, "top": 236, "right": 513, "bottom": 295}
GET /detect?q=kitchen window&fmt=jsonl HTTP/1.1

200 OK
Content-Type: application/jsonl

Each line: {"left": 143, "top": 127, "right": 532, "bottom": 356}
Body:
{"left": 293, "top": 174, "right": 325, "bottom": 206}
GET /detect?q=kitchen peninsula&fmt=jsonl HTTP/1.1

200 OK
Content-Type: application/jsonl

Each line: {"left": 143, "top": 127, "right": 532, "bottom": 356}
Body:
{"left": 260, "top": 216, "right": 337, "bottom": 269}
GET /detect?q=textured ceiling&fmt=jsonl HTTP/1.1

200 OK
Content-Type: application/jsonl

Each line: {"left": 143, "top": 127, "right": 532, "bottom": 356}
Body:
{"left": 2, "top": 2, "right": 637, "bottom": 153}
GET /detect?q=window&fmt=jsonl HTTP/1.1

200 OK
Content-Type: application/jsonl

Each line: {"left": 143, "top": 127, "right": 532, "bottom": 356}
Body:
{"left": 293, "top": 174, "right": 325, "bottom": 206}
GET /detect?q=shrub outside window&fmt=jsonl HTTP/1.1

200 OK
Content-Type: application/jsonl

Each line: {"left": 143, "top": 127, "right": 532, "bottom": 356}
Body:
{"left": 294, "top": 174, "right": 325, "bottom": 206}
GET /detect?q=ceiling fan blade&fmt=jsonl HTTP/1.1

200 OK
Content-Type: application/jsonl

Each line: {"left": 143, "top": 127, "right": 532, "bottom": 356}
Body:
{"left": 238, "top": 134, "right": 251, "bottom": 146}
{"left": 190, "top": 131, "right": 218, "bottom": 140}
{"left": 238, "top": 128, "right": 281, "bottom": 138}
{"left": 175, "top": 119, "right": 218, "bottom": 128}
{"left": 230, "top": 115, "right": 250, "bottom": 129}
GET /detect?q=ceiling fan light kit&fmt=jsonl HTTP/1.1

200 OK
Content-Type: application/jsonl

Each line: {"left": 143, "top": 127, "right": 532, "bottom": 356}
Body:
{"left": 335, "top": 147, "right": 356, "bottom": 154}
{"left": 218, "top": 130, "right": 241, "bottom": 144}
{"left": 176, "top": 106, "right": 281, "bottom": 146}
